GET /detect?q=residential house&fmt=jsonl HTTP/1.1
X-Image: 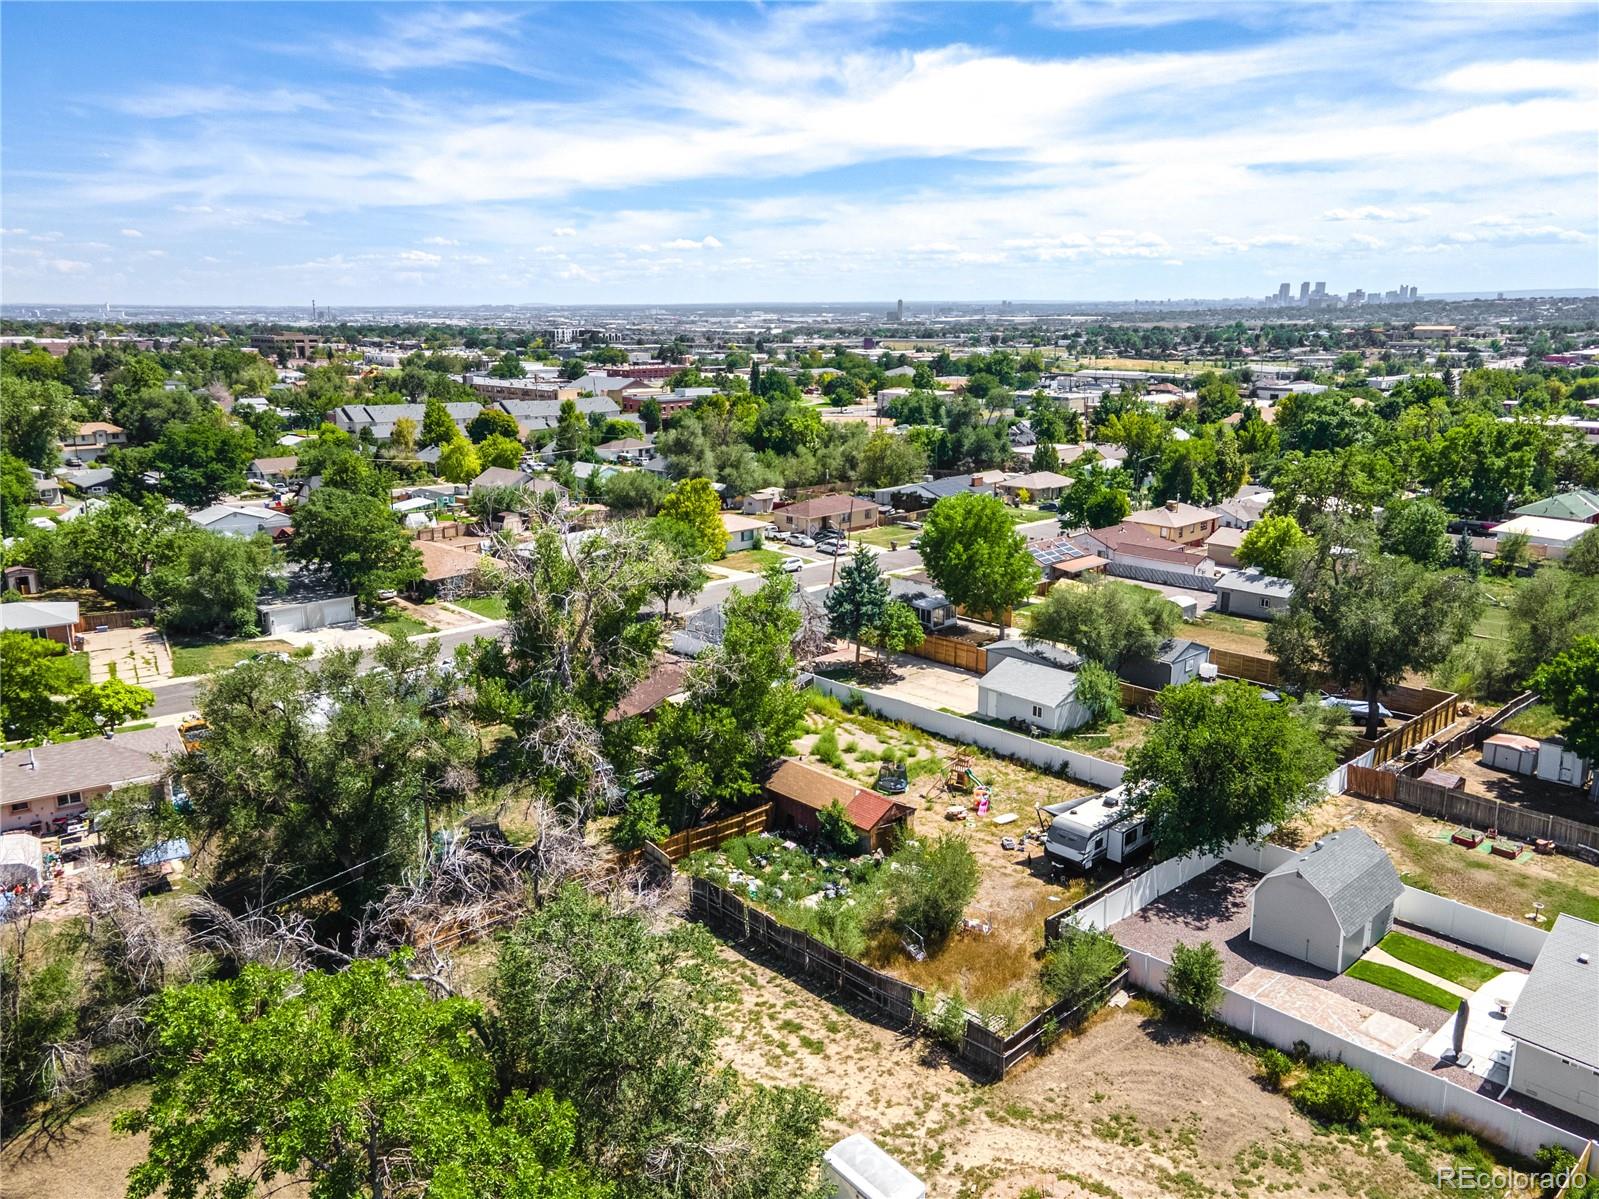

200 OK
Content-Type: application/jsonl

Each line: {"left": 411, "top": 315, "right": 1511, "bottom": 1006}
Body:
{"left": 872, "top": 471, "right": 999, "bottom": 511}
{"left": 606, "top": 657, "right": 692, "bottom": 723}
{"left": 761, "top": 759, "right": 914, "bottom": 852}
{"left": 977, "top": 656, "right": 1090, "bottom": 734}
{"left": 1, "top": 726, "right": 183, "bottom": 834}
{"left": 470, "top": 466, "right": 531, "bottom": 493}
{"left": 189, "top": 504, "right": 292, "bottom": 538}
{"left": 31, "top": 470, "right": 61, "bottom": 505}
{"left": 493, "top": 395, "right": 622, "bottom": 433}
{"left": 1028, "top": 536, "right": 1110, "bottom": 584}
{"left": 332, "top": 402, "right": 481, "bottom": 441}
{"left": 1071, "top": 523, "right": 1220, "bottom": 588}
{"left": 1124, "top": 500, "right": 1219, "bottom": 545}
{"left": 1491, "top": 515, "right": 1593, "bottom": 560}
{"left": 1211, "top": 490, "right": 1273, "bottom": 530}
{"left": 1118, "top": 638, "right": 1212, "bottom": 690}
{"left": 61, "top": 467, "right": 114, "bottom": 497}
{"left": 1248, "top": 828, "right": 1404, "bottom": 973}
{"left": 1512, "top": 488, "right": 1599, "bottom": 525}
{"left": 409, "top": 540, "right": 484, "bottom": 601}
{"left": 594, "top": 437, "right": 654, "bottom": 463}
{"left": 1501, "top": 913, "right": 1599, "bottom": 1123}
{"left": 741, "top": 486, "right": 785, "bottom": 516}
{"left": 248, "top": 455, "right": 299, "bottom": 484}
{"left": 721, "top": 512, "right": 768, "bottom": 554}
{"left": 0, "top": 600, "right": 80, "bottom": 644}
{"left": 1204, "top": 525, "right": 1247, "bottom": 568}
{"left": 1214, "top": 568, "right": 1295, "bottom": 618}
{"left": 60, "top": 421, "right": 127, "bottom": 464}
{"left": 771, "top": 495, "right": 880, "bottom": 537}
{"left": 995, "top": 471, "right": 1072, "bottom": 503}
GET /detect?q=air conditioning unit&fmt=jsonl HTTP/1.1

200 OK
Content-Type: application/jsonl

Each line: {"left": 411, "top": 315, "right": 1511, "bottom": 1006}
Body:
{"left": 1198, "top": 662, "right": 1219, "bottom": 681}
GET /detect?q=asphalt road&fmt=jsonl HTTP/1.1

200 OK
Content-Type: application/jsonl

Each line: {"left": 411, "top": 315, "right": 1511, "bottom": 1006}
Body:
{"left": 145, "top": 543, "right": 926, "bottom": 720}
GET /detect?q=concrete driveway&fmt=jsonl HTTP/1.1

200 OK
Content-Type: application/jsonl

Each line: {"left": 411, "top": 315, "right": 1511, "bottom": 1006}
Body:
{"left": 81, "top": 626, "right": 173, "bottom": 685}
{"left": 872, "top": 657, "right": 982, "bottom": 715}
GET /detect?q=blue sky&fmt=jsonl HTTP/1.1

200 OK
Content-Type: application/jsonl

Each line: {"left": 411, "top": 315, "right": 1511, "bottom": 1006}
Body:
{"left": 2, "top": 1, "right": 1596, "bottom": 305}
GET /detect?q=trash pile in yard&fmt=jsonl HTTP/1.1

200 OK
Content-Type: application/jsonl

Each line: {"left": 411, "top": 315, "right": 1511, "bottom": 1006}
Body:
{"left": 681, "top": 832, "right": 883, "bottom": 910}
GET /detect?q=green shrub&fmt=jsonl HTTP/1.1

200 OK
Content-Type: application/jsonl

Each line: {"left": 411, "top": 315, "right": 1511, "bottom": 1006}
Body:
{"left": 1257, "top": 1047, "right": 1294, "bottom": 1091}
{"left": 888, "top": 833, "right": 979, "bottom": 946}
{"left": 813, "top": 726, "right": 845, "bottom": 768}
{"left": 1074, "top": 659, "right": 1123, "bottom": 727}
{"left": 1041, "top": 923, "right": 1125, "bottom": 1011}
{"left": 1165, "top": 940, "right": 1223, "bottom": 1019}
{"left": 816, "top": 799, "right": 860, "bottom": 855}
{"left": 1290, "top": 1061, "right": 1380, "bottom": 1126}
{"left": 913, "top": 988, "right": 969, "bottom": 1050}
{"left": 612, "top": 792, "right": 669, "bottom": 849}
{"left": 976, "top": 988, "right": 1024, "bottom": 1035}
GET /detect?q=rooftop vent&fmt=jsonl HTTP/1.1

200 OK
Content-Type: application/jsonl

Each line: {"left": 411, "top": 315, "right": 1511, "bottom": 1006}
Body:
{"left": 1579, "top": 953, "right": 1592, "bottom": 966}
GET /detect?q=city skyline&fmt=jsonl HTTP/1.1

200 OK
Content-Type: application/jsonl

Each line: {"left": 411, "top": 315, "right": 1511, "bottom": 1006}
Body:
{"left": 2, "top": 2, "right": 1597, "bottom": 305}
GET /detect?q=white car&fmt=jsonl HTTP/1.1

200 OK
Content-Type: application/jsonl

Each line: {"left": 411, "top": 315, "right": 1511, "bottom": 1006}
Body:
{"left": 789, "top": 534, "right": 815, "bottom": 548}
{"left": 781, "top": 556, "right": 805, "bottom": 573}
{"left": 767, "top": 529, "right": 789, "bottom": 543}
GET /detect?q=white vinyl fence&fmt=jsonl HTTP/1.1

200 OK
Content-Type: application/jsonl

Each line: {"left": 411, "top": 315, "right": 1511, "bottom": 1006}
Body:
{"left": 1393, "top": 889, "right": 1548, "bottom": 965}
{"left": 805, "top": 673, "right": 1127, "bottom": 790}
{"left": 1125, "top": 949, "right": 1592, "bottom": 1159}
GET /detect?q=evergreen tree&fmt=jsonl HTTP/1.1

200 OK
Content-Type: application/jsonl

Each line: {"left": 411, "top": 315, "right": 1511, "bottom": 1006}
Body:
{"left": 824, "top": 547, "right": 889, "bottom": 664}
{"left": 1031, "top": 440, "right": 1061, "bottom": 473}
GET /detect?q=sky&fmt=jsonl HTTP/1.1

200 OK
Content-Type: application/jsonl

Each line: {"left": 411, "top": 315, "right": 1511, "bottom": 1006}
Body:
{"left": 2, "top": 1, "right": 1597, "bottom": 306}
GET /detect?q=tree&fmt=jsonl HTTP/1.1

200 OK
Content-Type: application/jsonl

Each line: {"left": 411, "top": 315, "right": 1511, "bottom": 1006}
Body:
{"left": 438, "top": 434, "right": 483, "bottom": 484}
{"left": 1269, "top": 537, "right": 1481, "bottom": 738}
{"left": 1508, "top": 570, "right": 1599, "bottom": 681}
{"left": 0, "top": 452, "right": 34, "bottom": 537}
{"left": 1031, "top": 440, "right": 1061, "bottom": 473}
{"left": 0, "top": 376, "right": 77, "bottom": 470}
{"left": 1165, "top": 940, "right": 1223, "bottom": 1019}
{"left": 1059, "top": 468, "right": 1130, "bottom": 529}
{"left": 1028, "top": 579, "right": 1179, "bottom": 668}
{"left": 1236, "top": 513, "right": 1310, "bottom": 578}
{"left": 493, "top": 886, "right": 829, "bottom": 1199}
{"left": 1492, "top": 530, "right": 1531, "bottom": 577}
{"left": 857, "top": 430, "right": 927, "bottom": 490}
{"left": 642, "top": 518, "right": 707, "bottom": 616}
{"left": 389, "top": 416, "right": 419, "bottom": 456}
{"left": 147, "top": 530, "right": 274, "bottom": 635}
{"left": 649, "top": 571, "right": 808, "bottom": 827}
{"left": 1532, "top": 637, "right": 1599, "bottom": 772}
{"left": 478, "top": 433, "right": 524, "bottom": 471}
{"left": 469, "top": 407, "right": 522, "bottom": 443}
{"left": 288, "top": 487, "right": 423, "bottom": 602}
{"left": 1378, "top": 498, "right": 1449, "bottom": 567}
{"left": 1125, "top": 681, "right": 1335, "bottom": 858}
{"left": 1566, "top": 527, "right": 1599, "bottom": 578}
{"left": 0, "top": 632, "right": 79, "bottom": 741}
{"left": 420, "top": 396, "right": 457, "bottom": 447}
{"left": 148, "top": 411, "right": 258, "bottom": 506}
{"left": 489, "top": 351, "right": 525, "bottom": 379}
{"left": 816, "top": 800, "right": 860, "bottom": 854}
{"left": 1448, "top": 529, "right": 1483, "bottom": 577}
{"left": 602, "top": 469, "right": 667, "bottom": 516}
{"left": 1073, "top": 658, "right": 1122, "bottom": 726}
{"left": 1099, "top": 408, "right": 1167, "bottom": 487}
{"left": 655, "top": 477, "right": 725, "bottom": 560}
{"left": 1041, "top": 923, "right": 1125, "bottom": 1009}
{"left": 554, "top": 399, "right": 588, "bottom": 459}
{"left": 824, "top": 547, "right": 889, "bottom": 664}
{"left": 867, "top": 599, "right": 924, "bottom": 664}
{"left": 918, "top": 492, "right": 1039, "bottom": 626}
{"left": 59, "top": 676, "right": 154, "bottom": 736}
{"left": 638, "top": 397, "right": 662, "bottom": 434}
{"left": 117, "top": 959, "right": 600, "bottom": 1199}
{"left": 887, "top": 832, "right": 979, "bottom": 946}
{"left": 170, "top": 640, "right": 473, "bottom": 909}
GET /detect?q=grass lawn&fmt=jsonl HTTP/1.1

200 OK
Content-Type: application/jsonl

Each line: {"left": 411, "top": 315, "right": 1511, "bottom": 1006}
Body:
{"left": 1501, "top": 701, "right": 1565, "bottom": 740}
{"left": 452, "top": 595, "right": 508, "bottom": 620}
{"left": 1182, "top": 609, "right": 1272, "bottom": 646}
{"left": 170, "top": 638, "right": 296, "bottom": 676}
{"left": 1345, "top": 960, "right": 1461, "bottom": 1011}
{"left": 1375, "top": 931, "right": 1501, "bottom": 989}
{"left": 721, "top": 548, "right": 786, "bottom": 573}
{"left": 366, "top": 610, "right": 429, "bottom": 639}
{"left": 64, "top": 651, "right": 91, "bottom": 686}
{"left": 26, "top": 506, "right": 61, "bottom": 523}
{"left": 1469, "top": 575, "right": 1526, "bottom": 644}
{"left": 845, "top": 525, "right": 916, "bottom": 550}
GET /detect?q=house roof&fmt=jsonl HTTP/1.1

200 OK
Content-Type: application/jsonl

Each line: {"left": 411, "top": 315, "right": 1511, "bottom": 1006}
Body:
{"left": 606, "top": 657, "right": 691, "bottom": 721}
{"left": 0, "top": 726, "right": 182, "bottom": 806}
{"left": 252, "top": 455, "right": 298, "bottom": 474}
{"left": 1260, "top": 828, "right": 1404, "bottom": 936}
{"left": 414, "top": 539, "right": 482, "bottom": 582}
{"left": 1205, "top": 525, "right": 1247, "bottom": 549}
{"left": 762, "top": 758, "right": 905, "bottom": 832}
{"left": 190, "top": 504, "right": 290, "bottom": 529}
{"left": 780, "top": 494, "right": 878, "bottom": 519}
{"left": 1492, "top": 515, "right": 1592, "bottom": 544}
{"left": 721, "top": 513, "right": 768, "bottom": 532}
{"left": 0, "top": 601, "right": 80, "bottom": 632}
{"left": 845, "top": 789, "right": 913, "bottom": 832}
{"left": 74, "top": 421, "right": 124, "bottom": 435}
{"left": 335, "top": 401, "right": 481, "bottom": 425}
{"left": 979, "top": 655, "right": 1079, "bottom": 709}
{"left": 1502, "top": 913, "right": 1599, "bottom": 1068}
{"left": 596, "top": 437, "right": 648, "bottom": 451}
{"left": 1002, "top": 471, "right": 1072, "bottom": 492}
{"left": 1215, "top": 567, "right": 1294, "bottom": 599}
{"left": 471, "top": 466, "right": 530, "bottom": 490}
{"left": 63, "top": 467, "right": 114, "bottom": 489}
{"left": 1513, "top": 489, "right": 1599, "bottom": 522}
{"left": 1147, "top": 637, "right": 1210, "bottom": 665}
{"left": 1076, "top": 523, "right": 1211, "bottom": 567}
{"left": 1126, "top": 501, "right": 1216, "bottom": 529}
{"left": 887, "top": 473, "right": 992, "bottom": 501}
{"left": 987, "top": 637, "right": 1082, "bottom": 671}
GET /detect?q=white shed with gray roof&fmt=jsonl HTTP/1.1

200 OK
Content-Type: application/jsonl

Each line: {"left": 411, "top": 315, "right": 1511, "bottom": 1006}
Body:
{"left": 1503, "top": 913, "right": 1599, "bottom": 1122}
{"left": 977, "top": 656, "right": 1090, "bottom": 734}
{"left": 1248, "top": 828, "right": 1403, "bottom": 973}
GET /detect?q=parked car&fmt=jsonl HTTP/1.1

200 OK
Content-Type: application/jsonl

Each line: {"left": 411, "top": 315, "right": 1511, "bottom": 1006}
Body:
{"left": 767, "top": 529, "right": 789, "bottom": 543}
{"left": 376, "top": 589, "right": 398, "bottom": 600}
{"left": 823, "top": 541, "right": 849, "bottom": 555}
{"left": 789, "top": 534, "right": 815, "bottom": 548}
{"left": 781, "top": 556, "right": 805, "bottom": 572}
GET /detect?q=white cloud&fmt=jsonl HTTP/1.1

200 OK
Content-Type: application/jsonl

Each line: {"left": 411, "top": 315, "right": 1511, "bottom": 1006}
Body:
{"left": 397, "top": 249, "right": 442, "bottom": 264}
{"left": 117, "top": 85, "right": 329, "bottom": 119}
{"left": 50, "top": 259, "right": 92, "bottom": 274}
{"left": 119, "top": 228, "right": 143, "bottom": 238}
{"left": 551, "top": 226, "right": 577, "bottom": 237}
{"left": 1, "top": 227, "right": 26, "bottom": 235}
{"left": 1433, "top": 58, "right": 1597, "bottom": 96}
{"left": 1322, "top": 206, "right": 1430, "bottom": 223}
{"left": 558, "top": 263, "right": 596, "bottom": 282}
{"left": 332, "top": 8, "right": 534, "bottom": 74}
{"left": 661, "top": 235, "right": 722, "bottom": 250}
{"left": 421, "top": 236, "right": 458, "bottom": 246}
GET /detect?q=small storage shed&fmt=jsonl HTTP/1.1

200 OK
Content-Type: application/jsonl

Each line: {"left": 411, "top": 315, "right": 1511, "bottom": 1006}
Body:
{"left": 977, "top": 656, "right": 1089, "bottom": 734}
{"left": 823, "top": 1134, "right": 925, "bottom": 1199}
{"left": 1534, "top": 739, "right": 1591, "bottom": 790}
{"left": 1118, "top": 638, "right": 1211, "bottom": 691}
{"left": 762, "top": 759, "right": 914, "bottom": 852}
{"left": 1483, "top": 733, "right": 1540, "bottom": 776}
{"left": 1249, "top": 828, "right": 1404, "bottom": 974}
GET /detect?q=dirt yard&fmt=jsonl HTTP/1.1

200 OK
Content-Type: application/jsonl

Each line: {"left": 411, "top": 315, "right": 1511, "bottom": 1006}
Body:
{"left": 716, "top": 941, "right": 1522, "bottom": 1199}
{"left": 1292, "top": 793, "right": 1599, "bottom": 925}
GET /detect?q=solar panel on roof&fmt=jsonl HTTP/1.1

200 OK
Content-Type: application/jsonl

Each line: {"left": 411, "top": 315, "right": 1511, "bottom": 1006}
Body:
{"left": 1028, "top": 537, "right": 1087, "bottom": 567}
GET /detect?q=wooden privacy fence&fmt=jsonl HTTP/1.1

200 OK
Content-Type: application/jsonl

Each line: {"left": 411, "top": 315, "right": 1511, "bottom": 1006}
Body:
{"left": 73, "top": 608, "right": 155, "bottom": 633}
{"left": 1205, "top": 645, "right": 1456, "bottom": 721}
{"left": 1344, "top": 765, "right": 1599, "bottom": 851}
{"left": 1366, "top": 694, "right": 1462, "bottom": 766}
{"left": 688, "top": 875, "right": 1125, "bottom": 1080}
{"left": 1118, "top": 681, "right": 1161, "bottom": 714}
{"left": 615, "top": 803, "right": 774, "bottom": 872}
{"left": 908, "top": 633, "right": 989, "bottom": 674}
{"left": 1400, "top": 691, "right": 1538, "bottom": 772}
{"left": 411, "top": 522, "right": 470, "bottom": 542}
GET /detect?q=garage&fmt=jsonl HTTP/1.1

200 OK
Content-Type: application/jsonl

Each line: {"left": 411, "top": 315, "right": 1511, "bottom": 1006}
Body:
{"left": 257, "top": 596, "right": 357, "bottom": 635}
